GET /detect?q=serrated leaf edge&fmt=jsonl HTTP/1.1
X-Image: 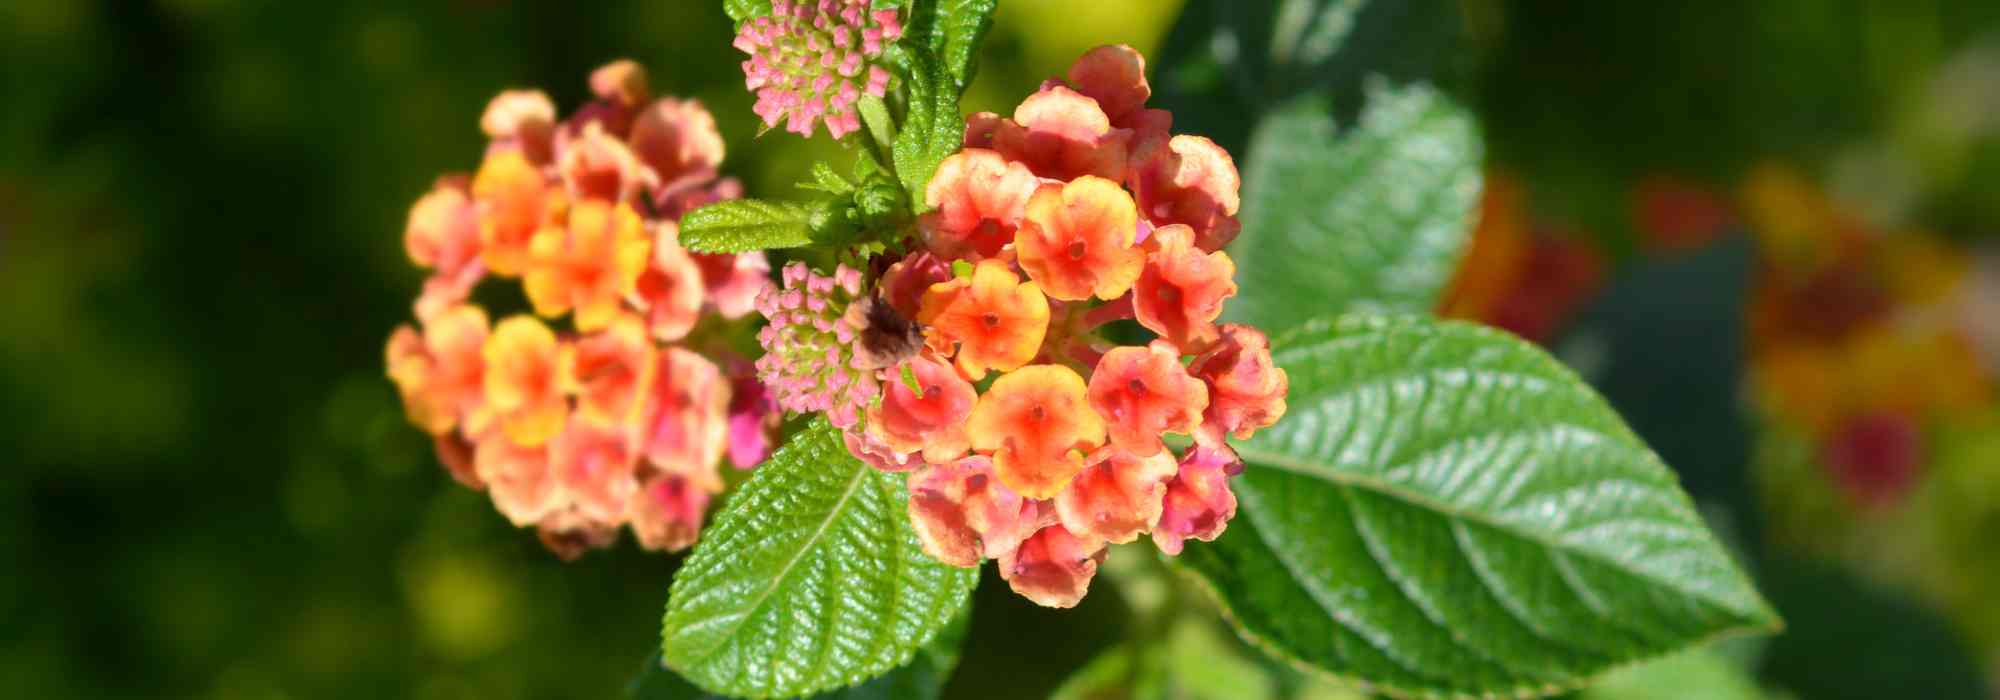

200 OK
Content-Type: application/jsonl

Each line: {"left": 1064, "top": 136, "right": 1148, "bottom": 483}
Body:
{"left": 1168, "top": 315, "right": 1782, "bottom": 700}
{"left": 661, "top": 422, "right": 977, "bottom": 699}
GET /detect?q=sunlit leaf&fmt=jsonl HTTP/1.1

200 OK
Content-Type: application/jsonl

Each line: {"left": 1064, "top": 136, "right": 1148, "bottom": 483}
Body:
{"left": 660, "top": 419, "right": 979, "bottom": 699}
{"left": 1176, "top": 315, "right": 1781, "bottom": 699}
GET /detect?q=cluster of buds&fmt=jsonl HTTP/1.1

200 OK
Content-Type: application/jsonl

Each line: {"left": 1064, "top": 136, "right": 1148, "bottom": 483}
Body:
{"left": 734, "top": 0, "right": 903, "bottom": 139}
{"left": 386, "top": 60, "right": 780, "bottom": 558}
{"left": 752, "top": 46, "right": 1287, "bottom": 607}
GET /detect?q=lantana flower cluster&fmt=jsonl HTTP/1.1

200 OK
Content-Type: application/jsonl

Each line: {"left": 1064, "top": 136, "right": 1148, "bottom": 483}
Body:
{"left": 386, "top": 60, "right": 779, "bottom": 558}
{"left": 753, "top": 46, "right": 1288, "bottom": 607}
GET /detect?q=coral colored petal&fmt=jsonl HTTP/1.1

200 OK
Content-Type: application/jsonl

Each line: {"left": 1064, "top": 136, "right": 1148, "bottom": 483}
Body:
{"left": 918, "top": 260, "right": 1051, "bottom": 380}
{"left": 1055, "top": 447, "right": 1176, "bottom": 543}
{"left": 921, "top": 149, "right": 1038, "bottom": 260}
{"left": 1015, "top": 176, "right": 1144, "bottom": 301}
{"left": 907, "top": 456, "right": 1044, "bottom": 567}
{"left": 1188, "top": 324, "right": 1289, "bottom": 445}
{"left": 1066, "top": 44, "right": 1151, "bottom": 123}
{"left": 630, "top": 97, "right": 725, "bottom": 198}
{"left": 475, "top": 435, "right": 561, "bottom": 527}
{"left": 967, "top": 365, "right": 1105, "bottom": 499}
{"left": 867, "top": 354, "right": 977, "bottom": 464}
{"left": 1087, "top": 340, "right": 1207, "bottom": 456}
{"left": 1152, "top": 443, "right": 1241, "bottom": 555}
{"left": 549, "top": 417, "right": 643, "bottom": 523}
{"left": 1133, "top": 224, "right": 1236, "bottom": 350}
{"left": 641, "top": 347, "right": 730, "bottom": 486}
{"left": 1129, "top": 135, "right": 1241, "bottom": 250}
{"left": 999, "top": 524, "right": 1106, "bottom": 608}
{"left": 628, "top": 471, "right": 712, "bottom": 552}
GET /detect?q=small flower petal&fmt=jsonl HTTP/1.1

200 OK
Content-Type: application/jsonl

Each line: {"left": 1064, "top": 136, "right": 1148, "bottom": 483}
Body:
{"left": 628, "top": 471, "right": 712, "bottom": 552}
{"left": 967, "top": 365, "right": 1106, "bottom": 499}
{"left": 867, "top": 354, "right": 977, "bottom": 464}
{"left": 920, "top": 149, "right": 1038, "bottom": 260}
{"left": 1015, "top": 176, "right": 1144, "bottom": 301}
{"left": 549, "top": 416, "right": 643, "bottom": 524}
{"left": 1087, "top": 340, "right": 1207, "bottom": 456}
{"left": 483, "top": 315, "right": 569, "bottom": 447}
{"left": 1152, "top": 443, "right": 1240, "bottom": 555}
{"left": 1188, "top": 324, "right": 1288, "bottom": 444}
{"left": 999, "top": 523, "right": 1106, "bottom": 608}
{"left": 1055, "top": 447, "right": 1176, "bottom": 544}
{"left": 919, "top": 260, "right": 1051, "bottom": 380}
{"left": 473, "top": 149, "right": 563, "bottom": 277}
{"left": 523, "top": 199, "right": 652, "bottom": 332}
{"left": 1128, "top": 135, "right": 1241, "bottom": 251}
{"left": 1133, "top": 224, "right": 1236, "bottom": 350}
{"left": 907, "top": 456, "right": 1046, "bottom": 567}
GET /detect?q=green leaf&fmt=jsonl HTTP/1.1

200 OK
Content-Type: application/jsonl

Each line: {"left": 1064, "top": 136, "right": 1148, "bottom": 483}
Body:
{"left": 931, "top": 0, "right": 997, "bottom": 90}
{"left": 1174, "top": 315, "right": 1781, "bottom": 699}
{"left": 1225, "top": 83, "right": 1481, "bottom": 330}
{"left": 801, "top": 162, "right": 857, "bottom": 195}
{"left": 889, "top": 46, "right": 961, "bottom": 213}
{"left": 633, "top": 607, "right": 971, "bottom": 700}
{"left": 661, "top": 419, "right": 979, "bottom": 699}
{"left": 723, "top": 0, "right": 773, "bottom": 24}
{"left": 680, "top": 199, "right": 814, "bottom": 253}
{"left": 873, "top": 0, "right": 991, "bottom": 92}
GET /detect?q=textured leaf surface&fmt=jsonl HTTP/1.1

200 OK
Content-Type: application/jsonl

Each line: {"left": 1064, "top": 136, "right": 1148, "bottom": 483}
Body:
{"left": 679, "top": 199, "right": 813, "bottom": 253}
{"left": 1226, "top": 84, "right": 1480, "bottom": 330}
{"left": 661, "top": 419, "right": 979, "bottom": 698}
{"left": 1175, "top": 316, "right": 1780, "bottom": 699}
{"left": 634, "top": 607, "right": 969, "bottom": 700}
{"left": 930, "top": 0, "right": 996, "bottom": 90}
{"left": 890, "top": 46, "right": 960, "bottom": 212}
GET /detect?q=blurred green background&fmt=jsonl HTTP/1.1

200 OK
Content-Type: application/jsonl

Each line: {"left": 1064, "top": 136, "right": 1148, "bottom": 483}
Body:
{"left": 5, "top": 1, "right": 2000, "bottom": 698}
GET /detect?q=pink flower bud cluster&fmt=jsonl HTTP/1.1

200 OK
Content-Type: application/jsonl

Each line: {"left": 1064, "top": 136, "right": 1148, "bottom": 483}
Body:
{"left": 734, "top": 0, "right": 902, "bottom": 139}
{"left": 753, "top": 262, "right": 881, "bottom": 429}
{"left": 386, "top": 60, "right": 784, "bottom": 560}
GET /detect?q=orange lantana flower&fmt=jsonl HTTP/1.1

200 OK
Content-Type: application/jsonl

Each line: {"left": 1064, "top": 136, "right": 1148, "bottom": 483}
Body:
{"left": 867, "top": 354, "right": 977, "bottom": 464}
{"left": 524, "top": 199, "right": 651, "bottom": 332}
{"left": 999, "top": 523, "right": 1106, "bottom": 609}
{"left": 473, "top": 149, "right": 562, "bottom": 277}
{"left": 386, "top": 304, "right": 490, "bottom": 436}
{"left": 920, "top": 259, "right": 1051, "bottom": 380}
{"left": 921, "top": 149, "right": 1038, "bottom": 260}
{"left": 1055, "top": 447, "right": 1177, "bottom": 544}
{"left": 1087, "top": 341, "right": 1208, "bottom": 456}
{"left": 483, "top": 315, "right": 570, "bottom": 447}
{"left": 990, "top": 85, "right": 1131, "bottom": 183}
{"left": 1016, "top": 176, "right": 1145, "bottom": 301}
{"left": 1134, "top": 224, "right": 1236, "bottom": 350}
{"left": 561, "top": 311, "right": 655, "bottom": 427}
{"left": 967, "top": 365, "right": 1105, "bottom": 499}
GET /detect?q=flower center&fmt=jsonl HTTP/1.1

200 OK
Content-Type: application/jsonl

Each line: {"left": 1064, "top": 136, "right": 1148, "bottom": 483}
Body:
{"left": 982, "top": 312, "right": 1001, "bottom": 328}
{"left": 1127, "top": 377, "right": 1148, "bottom": 395}
{"left": 1066, "top": 240, "right": 1088, "bottom": 260}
